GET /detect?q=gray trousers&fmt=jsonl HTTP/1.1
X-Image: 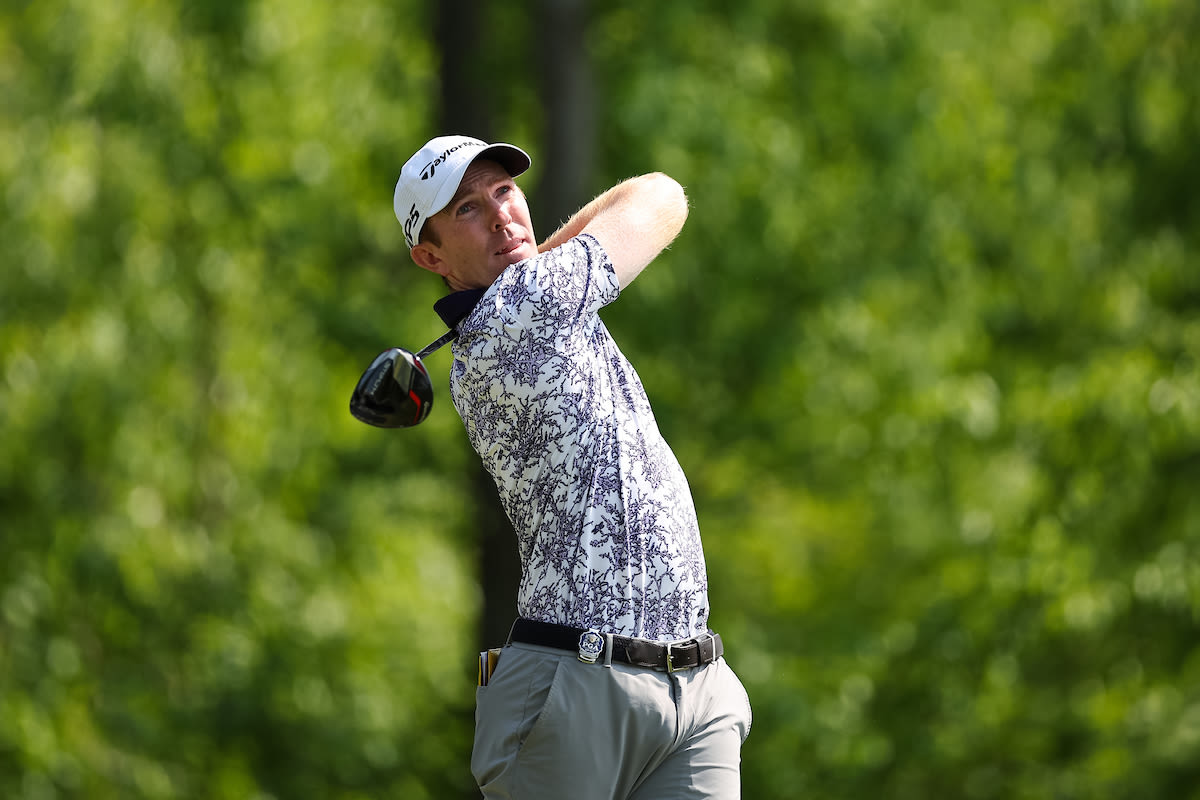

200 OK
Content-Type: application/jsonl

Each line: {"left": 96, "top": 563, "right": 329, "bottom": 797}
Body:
{"left": 472, "top": 641, "right": 752, "bottom": 799}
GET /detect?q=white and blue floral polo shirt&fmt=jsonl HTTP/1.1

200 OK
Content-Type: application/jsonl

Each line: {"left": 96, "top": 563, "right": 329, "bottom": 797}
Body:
{"left": 438, "top": 234, "right": 710, "bottom": 642}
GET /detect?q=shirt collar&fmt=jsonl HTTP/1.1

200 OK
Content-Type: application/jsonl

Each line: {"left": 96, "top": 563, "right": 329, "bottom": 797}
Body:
{"left": 433, "top": 287, "right": 487, "bottom": 329}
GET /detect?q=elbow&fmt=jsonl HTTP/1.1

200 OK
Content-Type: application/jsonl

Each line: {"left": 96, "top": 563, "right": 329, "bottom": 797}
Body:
{"left": 646, "top": 172, "right": 689, "bottom": 229}
{"left": 670, "top": 176, "right": 690, "bottom": 223}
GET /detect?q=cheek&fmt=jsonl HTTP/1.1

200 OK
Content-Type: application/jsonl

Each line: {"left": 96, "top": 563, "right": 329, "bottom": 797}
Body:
{"left": 508, "top": 195, "right": 531, "bottom": 220}
{"left": 515, "top": 205, "right": 534, "bottom": 231}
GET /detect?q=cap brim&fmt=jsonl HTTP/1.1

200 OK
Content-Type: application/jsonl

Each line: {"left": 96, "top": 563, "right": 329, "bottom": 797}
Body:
{"left": 476, "top": 143, "right": 531, "bottom": 179}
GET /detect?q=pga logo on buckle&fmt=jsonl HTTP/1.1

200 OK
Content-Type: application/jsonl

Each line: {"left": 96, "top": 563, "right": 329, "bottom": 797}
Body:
{"left": 577, "top": 631, "right": 605, "bottom": 663}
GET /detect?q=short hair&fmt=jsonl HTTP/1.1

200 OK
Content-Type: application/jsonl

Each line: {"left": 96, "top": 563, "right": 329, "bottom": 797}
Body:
{"left": 418, "top": 221, "right": 442, "bottom": 248}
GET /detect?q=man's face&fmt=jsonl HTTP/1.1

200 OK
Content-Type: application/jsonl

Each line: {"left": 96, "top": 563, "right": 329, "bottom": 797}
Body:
{"left": 413, "top": 160, "right": 537, "bottom": 290}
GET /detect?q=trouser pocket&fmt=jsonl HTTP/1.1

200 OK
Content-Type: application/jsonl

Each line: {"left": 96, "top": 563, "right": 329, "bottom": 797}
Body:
{"left": 471, "top": 646, "right": 565, "bottom": 789}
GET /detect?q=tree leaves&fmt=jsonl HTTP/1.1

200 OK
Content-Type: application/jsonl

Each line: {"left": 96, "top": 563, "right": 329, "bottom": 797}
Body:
{"left": 2, "top": 0, "right": 1198, "bottom": 797}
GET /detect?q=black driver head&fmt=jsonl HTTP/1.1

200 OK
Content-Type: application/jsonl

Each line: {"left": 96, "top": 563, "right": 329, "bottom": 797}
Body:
{"left": 349, "top": 347, "right": 434, "bottom": 428}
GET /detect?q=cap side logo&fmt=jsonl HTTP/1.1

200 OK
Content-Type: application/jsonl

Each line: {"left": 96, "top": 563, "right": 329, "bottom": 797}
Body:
{"left": 403, "top": 204, "right": 420, "bottom": 245}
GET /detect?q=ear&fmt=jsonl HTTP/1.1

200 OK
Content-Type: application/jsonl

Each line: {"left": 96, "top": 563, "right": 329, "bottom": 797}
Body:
{"left": 410, "top": 243, "right": 447, "bottom": 277}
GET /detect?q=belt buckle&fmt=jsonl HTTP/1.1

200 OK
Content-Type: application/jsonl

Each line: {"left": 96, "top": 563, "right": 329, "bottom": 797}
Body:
{"left": 665, "top": 639, "right": 691, "bottom": 673}
{"left": 577, "top": 630, "right": 605, "bottom": 664}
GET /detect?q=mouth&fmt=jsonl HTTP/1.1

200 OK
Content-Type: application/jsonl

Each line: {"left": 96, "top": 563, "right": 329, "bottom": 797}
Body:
{"left": 495, "top": 238, "right": 527, "bottom": 257}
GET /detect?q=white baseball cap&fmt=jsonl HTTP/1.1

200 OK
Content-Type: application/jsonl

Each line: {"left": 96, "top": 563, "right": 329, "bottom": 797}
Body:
{"left": 394, "top": 135, "right": 531, "bottom": 249}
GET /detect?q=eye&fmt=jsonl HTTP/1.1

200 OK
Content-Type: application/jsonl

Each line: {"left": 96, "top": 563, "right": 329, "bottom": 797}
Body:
{"left": 454, "top": 201, "right": 475, "bottom": 216}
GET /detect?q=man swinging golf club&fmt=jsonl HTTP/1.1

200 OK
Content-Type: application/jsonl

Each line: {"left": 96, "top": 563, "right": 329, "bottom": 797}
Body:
{"left": 368, "top": 135, "right": 752, "bottom": 798}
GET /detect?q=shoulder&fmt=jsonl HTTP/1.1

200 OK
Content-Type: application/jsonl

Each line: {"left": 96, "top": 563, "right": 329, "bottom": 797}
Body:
{"left": 505, "top": 234, "right": 617, "bottom": 294}
{"left": 546, "top": 234, "right": 617, "bottom": 287}
{"left": 459, "top": 237, "right": 619, "bottom": 338}
{"left": 540, "top": 231, "right": 606, "bottom": 263}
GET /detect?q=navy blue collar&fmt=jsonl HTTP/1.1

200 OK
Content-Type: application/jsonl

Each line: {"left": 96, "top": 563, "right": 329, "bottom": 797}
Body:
{"left": 433, "top": 288, "right": 487, "bottom": 329}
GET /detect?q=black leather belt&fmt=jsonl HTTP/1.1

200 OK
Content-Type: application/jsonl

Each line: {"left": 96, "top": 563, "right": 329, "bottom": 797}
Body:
{"left": 509, "top": 618, "right": 723, "bottom": 672}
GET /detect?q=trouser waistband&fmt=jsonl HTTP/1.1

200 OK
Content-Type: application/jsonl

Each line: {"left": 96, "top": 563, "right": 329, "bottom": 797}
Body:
{"left": 508, "top": 618, "right": 723, "bottom": 672}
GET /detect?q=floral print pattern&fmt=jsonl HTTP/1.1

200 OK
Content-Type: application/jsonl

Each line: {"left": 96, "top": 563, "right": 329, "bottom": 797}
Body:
{"left": 449, "top": 235, "right": 709, "bottom": 641}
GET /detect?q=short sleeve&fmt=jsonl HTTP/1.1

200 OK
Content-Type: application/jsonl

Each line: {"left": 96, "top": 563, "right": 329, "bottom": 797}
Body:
{"left": 486, "top": 233, "right": 618, "bottom": 339}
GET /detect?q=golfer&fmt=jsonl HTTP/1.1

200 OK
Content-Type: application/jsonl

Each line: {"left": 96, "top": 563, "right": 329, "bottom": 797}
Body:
{"left": 394, "top": 135, "right": 751, "bottom": 798}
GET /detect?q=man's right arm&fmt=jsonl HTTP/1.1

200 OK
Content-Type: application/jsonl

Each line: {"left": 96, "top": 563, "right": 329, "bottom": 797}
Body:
{"left": 537, "top": 173, "right": 688, "bottom": 290}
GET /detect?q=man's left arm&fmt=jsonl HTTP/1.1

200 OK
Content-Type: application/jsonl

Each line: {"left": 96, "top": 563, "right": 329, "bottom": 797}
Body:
{"left": 537, "top": 173, "right": 688, "bottom": 290}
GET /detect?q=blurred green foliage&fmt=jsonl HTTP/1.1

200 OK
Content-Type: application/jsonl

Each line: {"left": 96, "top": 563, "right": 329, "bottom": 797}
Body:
{"left": 2, "top": 0, "right": 1199, "bottom": 798}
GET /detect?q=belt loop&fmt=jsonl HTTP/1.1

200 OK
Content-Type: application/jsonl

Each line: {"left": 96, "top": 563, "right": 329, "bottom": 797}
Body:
{"left": 603, "top": 633, "right": 614, "bottom": 669}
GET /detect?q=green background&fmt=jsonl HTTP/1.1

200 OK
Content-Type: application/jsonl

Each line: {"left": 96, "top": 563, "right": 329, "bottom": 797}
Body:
{"left": 3, "top": 0, "right": 1199, "bottom": 797}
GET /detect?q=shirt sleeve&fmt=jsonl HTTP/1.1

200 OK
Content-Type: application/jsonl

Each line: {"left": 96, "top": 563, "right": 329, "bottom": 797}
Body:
{"left": 490, "top": 233, "right": 618, "bottom": 338}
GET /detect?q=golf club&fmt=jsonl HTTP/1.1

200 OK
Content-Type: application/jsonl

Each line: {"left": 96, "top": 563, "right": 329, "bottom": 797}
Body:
{"left": 349, "top": 329, "right": 457, "bottom": 428}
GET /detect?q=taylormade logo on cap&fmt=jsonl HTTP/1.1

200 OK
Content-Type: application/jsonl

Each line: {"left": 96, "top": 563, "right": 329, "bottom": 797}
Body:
{"left": 394, "top": 135, "right": 532, "bottom": 250}
{"left": 419, "top": 140, "right": 478, "bottom": 181}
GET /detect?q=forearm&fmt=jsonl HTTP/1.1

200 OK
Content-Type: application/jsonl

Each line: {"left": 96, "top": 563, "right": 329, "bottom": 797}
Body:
{"left": 538, "top": 177, "right": 639, "bottom": 254}
{"left": 537, "top": 173, "right": 688, "bottom": 288}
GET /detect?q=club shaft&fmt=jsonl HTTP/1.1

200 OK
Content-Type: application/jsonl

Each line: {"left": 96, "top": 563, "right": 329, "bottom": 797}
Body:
{"left": 415, "top": 329, "right": 457, "bottom": 359}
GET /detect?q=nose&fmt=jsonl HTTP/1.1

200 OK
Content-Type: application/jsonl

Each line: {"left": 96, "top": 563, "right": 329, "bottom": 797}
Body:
{"left": 490, "top": 199, "right": 512, "bottom": 231}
